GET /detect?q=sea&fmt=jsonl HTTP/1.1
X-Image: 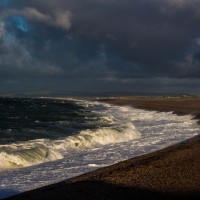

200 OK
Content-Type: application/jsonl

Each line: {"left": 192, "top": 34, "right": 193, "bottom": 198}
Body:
{"left": 0, "top": 97, "right": 199, "bottom": 199}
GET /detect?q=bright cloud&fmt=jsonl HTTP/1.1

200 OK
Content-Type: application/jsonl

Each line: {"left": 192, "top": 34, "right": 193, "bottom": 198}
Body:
{"left": 21, "top": 7, "right": 72, "bottom": 30}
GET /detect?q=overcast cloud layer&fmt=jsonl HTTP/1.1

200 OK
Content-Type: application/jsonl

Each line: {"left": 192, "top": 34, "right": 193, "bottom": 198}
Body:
{"left": 0, "top": 0, "right": 200, "bottom": 94}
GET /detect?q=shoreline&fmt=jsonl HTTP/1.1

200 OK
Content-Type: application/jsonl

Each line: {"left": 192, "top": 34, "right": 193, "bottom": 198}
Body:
{"left": 98, "top": 96, "right": 200, "bottom": 123}
{"left": 5, "top": 97, "right": 200, "bottom": 200}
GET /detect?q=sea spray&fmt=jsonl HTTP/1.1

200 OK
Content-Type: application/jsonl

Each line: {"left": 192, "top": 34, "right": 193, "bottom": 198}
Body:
{"left": 0, "top": 144, "right": 63, "bottom": 169}
{"left": 0, "top": 123, "right": 140, "bottom": 169}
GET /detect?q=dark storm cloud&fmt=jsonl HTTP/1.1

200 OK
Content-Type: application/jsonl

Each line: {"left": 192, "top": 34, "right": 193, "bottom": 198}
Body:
{"left": 0, "top": 0, "right": 200, "bottom": 93}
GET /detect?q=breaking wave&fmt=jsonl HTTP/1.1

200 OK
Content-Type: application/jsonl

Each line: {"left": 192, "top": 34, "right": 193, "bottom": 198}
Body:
{"left": 0, "top": 146, "right": 63, "bottom": 169}
{"left": 0, "top": 123, "right": 140, "bottom": 169}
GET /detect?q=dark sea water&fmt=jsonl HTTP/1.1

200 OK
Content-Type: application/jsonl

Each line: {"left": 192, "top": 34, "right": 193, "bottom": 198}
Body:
{"left": 0, "top": 97, "right": 199, "bottom": 199}
{"left": 0, "top": 97, "right": 108, "bottom": 144}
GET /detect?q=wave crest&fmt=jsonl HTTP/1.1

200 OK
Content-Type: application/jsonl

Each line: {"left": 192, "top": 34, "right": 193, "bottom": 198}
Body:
{"left": 55, "top": 123, "right": 140, "bottom": 149}
{"left": 0, "top": 145, "right": 63, "bottom": 169}
{"left": 0, "top": 123, "right": 140, "bottom": 169}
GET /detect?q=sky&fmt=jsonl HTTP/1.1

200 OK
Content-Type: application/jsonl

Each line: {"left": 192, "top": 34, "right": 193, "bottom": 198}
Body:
{"left": 0, "top": 0, "right": 200, "bottom": 94}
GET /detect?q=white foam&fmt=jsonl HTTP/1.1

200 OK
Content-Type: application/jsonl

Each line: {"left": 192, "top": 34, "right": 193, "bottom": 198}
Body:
{"left": 0, "top": 145, "right": 63, "bottom": 169}
{"left": 0, "top": 122, "right": 140, "bottom": 170}
{"left": 58, "top": 124, "right": 140, "bottom": 149}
